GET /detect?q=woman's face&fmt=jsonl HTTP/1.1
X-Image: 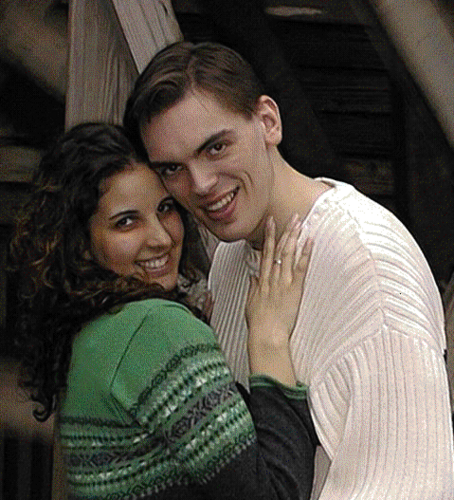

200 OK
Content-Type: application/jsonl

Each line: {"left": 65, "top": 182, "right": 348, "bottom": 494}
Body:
{"left": 89, "top": 162, "right": 184, "bottom": 291}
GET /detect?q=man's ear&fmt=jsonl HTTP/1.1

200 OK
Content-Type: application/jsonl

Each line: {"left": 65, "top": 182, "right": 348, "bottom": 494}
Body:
{"left": 255, "top": 95, "right": 282, "bottom": 146}
{"left": 83, "top": 248, "right": 93, "bottom": 261}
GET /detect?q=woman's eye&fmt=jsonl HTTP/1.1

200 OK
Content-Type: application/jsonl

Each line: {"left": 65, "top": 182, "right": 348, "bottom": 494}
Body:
{"left": 115, "top": 216, "right": 135, "bottom": 229}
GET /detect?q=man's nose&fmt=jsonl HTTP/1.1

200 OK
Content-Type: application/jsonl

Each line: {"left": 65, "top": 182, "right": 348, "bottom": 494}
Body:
{"left": 188, "top": 164, "right": 217, "bottom": 196}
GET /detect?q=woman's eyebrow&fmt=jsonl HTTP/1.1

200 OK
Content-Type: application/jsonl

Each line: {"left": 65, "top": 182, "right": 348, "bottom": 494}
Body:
{"left": 109, "top": 209, "right": 137, "bottom": 220}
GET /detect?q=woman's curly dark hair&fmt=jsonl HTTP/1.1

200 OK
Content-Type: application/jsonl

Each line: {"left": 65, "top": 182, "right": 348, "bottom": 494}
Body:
{"left": 8, "top": 122, "right": 202, "bottom": 422}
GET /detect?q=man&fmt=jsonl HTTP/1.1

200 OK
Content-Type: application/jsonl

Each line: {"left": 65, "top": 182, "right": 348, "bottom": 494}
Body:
{"left": 124, "top": 41, "right": 454, "bottom": 498}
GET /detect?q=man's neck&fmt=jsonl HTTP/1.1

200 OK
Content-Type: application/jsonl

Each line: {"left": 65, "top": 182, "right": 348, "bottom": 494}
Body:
{"left": 249, "top": 164, "right": 331, "bottom": 249}
{"left": 273, "top": 163, "right": 330, "bottom": 230}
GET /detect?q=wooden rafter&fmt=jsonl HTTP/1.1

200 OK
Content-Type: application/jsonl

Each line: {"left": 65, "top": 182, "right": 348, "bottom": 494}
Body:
{"left": 65, "top": 0, "right": 182, "bottom": 129}
{"left": 0, "top": 0, "right": 67, "bottom": 100}
{"left": 352, "top": 0, "right": 454, "bottom": 148}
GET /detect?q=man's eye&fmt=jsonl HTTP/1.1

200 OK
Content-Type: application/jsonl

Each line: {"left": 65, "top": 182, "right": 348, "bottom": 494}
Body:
{"left": 207, "top": 142, "right": 226, "bottom": 156}
{"left": 160, "top": 164, "right": 181, "bottom": 177}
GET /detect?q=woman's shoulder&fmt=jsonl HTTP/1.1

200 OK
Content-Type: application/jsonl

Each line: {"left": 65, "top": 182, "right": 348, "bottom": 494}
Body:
{"left": 73, "top": 299, "right": 191, "bottom": 354}
{"left": 67, "top": 298, "right": 217, "bottom": 407}
{"left": 81, "top": 298, "right": 214, "bottom": 352}
{"left": 87, "top": 298, "right": 190, "bottom": 327}
{"left": 121, "top": 297, "right": 191, "bottom": 318}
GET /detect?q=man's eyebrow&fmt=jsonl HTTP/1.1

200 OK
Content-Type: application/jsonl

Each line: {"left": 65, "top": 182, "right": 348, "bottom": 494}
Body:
{"left": 147, "top": 129, "right": 233, "bottom": 168}
{"left": 148, "top": 160, "right": 174, "bottom": 169}
{"left": 196, "top": 129, "right": 231, "bottom": 155}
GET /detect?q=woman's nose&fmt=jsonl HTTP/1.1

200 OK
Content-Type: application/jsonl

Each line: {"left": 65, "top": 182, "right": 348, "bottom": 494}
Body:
{"left": 145, "top": 218, "right": 172, "bottom": 248}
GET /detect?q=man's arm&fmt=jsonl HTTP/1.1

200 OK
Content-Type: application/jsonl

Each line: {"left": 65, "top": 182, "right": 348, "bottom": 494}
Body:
{"left": 311, "top": 331, "right": 454, "bottom": 499}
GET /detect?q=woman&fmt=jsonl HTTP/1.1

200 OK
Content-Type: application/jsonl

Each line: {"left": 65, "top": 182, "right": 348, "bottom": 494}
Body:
{"left": 9, "top": 123, "right": 317, "bottom": 500}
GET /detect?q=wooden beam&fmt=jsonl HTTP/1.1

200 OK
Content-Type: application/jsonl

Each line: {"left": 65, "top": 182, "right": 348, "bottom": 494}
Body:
{"left": 352, "top": 0, "right": 454, "bottom": 148}
{"left": 66, "top": 0, "right": 182, "bottom": 128}
{"left": 0, "top": 0, "right": 67, "bottom": 100}
{"left": 110, "top": 0, "right": 183, "bottom": 73}
{"left": 66, "top": 0, "right": 137, "bottom": 128}
{"left": 0, "top": 146, "right": 40, "bottom": 183}
{"left": 173, "top": 0, "right": 362, "bottom": 24}
{"left": 263, "top": 0, "right": 359, "bottom": 23}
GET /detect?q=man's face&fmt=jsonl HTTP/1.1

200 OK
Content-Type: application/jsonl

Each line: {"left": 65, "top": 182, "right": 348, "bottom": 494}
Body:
{"left": 141, "top": 91, "right": 280, "bottom": 244}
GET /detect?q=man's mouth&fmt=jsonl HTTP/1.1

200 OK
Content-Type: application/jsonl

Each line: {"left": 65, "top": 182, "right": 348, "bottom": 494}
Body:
{"left": 205, "top": 187, "right": 239, "bottom": 213}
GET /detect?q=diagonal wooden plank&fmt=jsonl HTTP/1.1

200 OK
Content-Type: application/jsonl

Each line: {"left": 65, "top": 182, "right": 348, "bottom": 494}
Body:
{"left": 66, "top": 0, "right": 137, "bottom": 128}
{"left": 110, "top": 0, "right": 182, "bottom": 73}
{"left": 352, "top": 0, "right": 454, "bottom": 148}
{"left": 66, "top": 0, "right": 182, "bottom": 128}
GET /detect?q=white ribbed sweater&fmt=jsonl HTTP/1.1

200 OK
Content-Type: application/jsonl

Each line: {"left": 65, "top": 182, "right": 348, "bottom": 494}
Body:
{"left": 208, "top": 179, "right": 454, "bottom": 499}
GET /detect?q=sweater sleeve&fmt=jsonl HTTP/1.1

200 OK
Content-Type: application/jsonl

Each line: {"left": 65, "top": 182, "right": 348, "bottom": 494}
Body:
{"left": 297, "top": 199, "right": 454, "bottom": 499}
{"left": 206, "top": 185, "right": 454, "bottom": 499}
{"left": 310, "top": 330, "right": 454, "bottom": 499}
{"left": 112, "top": 300, "right": 317, "bottom": 500}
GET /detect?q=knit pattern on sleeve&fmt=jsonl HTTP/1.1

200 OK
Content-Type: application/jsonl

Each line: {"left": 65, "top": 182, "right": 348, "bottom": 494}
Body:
{"left": 59, "top": 299, "right": 255, "bottom": 499}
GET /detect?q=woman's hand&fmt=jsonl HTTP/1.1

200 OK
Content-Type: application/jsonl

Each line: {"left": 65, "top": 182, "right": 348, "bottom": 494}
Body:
{"left": 246, "top": 214, "right": 312, "bottom": 384}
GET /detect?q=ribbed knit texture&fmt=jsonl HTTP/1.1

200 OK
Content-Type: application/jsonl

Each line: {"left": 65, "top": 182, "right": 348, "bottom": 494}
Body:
{"left": 208, "top": 179, "right": 454, "bottom": 499}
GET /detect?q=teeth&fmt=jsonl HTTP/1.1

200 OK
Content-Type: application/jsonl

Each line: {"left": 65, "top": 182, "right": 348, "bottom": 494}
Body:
{"left": 207, "top": 190, "right": 236, "bottom": 212}
{"left": 137, "top": 255, "right": 169, "bottom": 270}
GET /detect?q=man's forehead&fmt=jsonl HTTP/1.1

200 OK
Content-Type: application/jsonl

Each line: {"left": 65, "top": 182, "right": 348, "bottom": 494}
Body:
{"left": 145, "top": 126, "right": 235, "bottom": 163}
{"left": 149, "top": 90, "right": 252, "bottom": 127}
{"left": 141, "top": 94, "right": 246, "bottom": 154}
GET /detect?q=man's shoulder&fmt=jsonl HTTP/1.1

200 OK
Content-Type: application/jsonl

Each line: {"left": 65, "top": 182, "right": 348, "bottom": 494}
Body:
{"left": 314, "top": 178, "right": 413, "bottom": 243}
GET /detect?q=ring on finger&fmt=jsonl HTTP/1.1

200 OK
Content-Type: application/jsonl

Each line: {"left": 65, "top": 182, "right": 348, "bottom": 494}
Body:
{"left": 274, "top": 258, "right": 282, "bottom": 265}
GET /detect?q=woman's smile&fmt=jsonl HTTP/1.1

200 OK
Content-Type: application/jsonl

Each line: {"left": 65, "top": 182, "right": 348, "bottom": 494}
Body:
{"left": 89, "top": 162, "right": 184, "bottom": 291}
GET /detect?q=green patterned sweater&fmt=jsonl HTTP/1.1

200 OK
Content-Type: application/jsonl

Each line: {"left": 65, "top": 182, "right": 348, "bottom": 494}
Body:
{"left": 59, "top": 299, "right": 317, "bottom": 499}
